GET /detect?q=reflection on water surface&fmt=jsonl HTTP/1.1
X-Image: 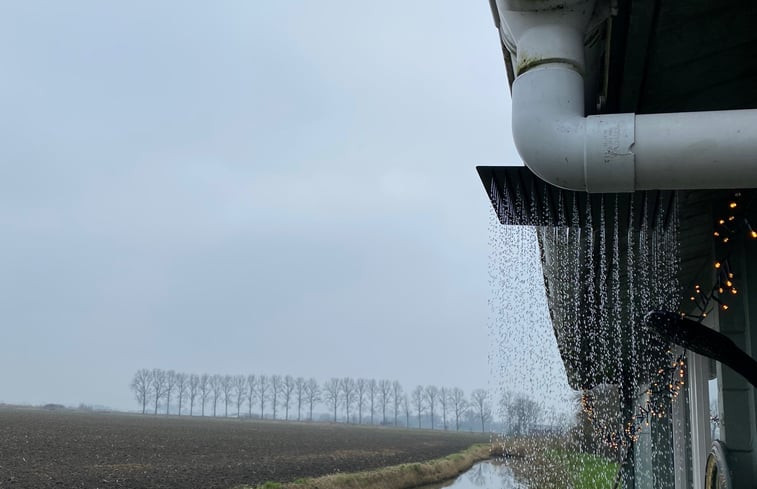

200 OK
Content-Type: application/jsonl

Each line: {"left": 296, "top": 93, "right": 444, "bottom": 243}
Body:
{"left": 420, "top": 460, "right": 524, "bottom": 489}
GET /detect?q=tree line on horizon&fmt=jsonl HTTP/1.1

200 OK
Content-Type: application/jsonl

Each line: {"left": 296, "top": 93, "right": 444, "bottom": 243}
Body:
{"left": 130, "top": 368, "right": 493, "bottom": 432}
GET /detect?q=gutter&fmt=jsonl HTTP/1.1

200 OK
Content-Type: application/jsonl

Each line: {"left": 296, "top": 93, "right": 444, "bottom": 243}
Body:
{"left": 495, "top": 0, "right": 757, "bottom": 192}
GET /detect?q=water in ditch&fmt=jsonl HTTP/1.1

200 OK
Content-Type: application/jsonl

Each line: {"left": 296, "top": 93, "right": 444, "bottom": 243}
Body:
{"left": 419, "top": 461, "right": 523, "bottom": 489}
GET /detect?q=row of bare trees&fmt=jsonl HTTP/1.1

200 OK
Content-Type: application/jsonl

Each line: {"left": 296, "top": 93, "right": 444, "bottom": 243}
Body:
{"left": 130, "top": 369, "right": 492, "bottom": 432}
{"left": 130, "top": 369, "right": 320, "bottom": 420}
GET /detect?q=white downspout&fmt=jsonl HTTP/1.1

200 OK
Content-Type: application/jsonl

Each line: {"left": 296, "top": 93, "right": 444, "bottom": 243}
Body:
{"left": 498, "top": 0, "right": 757, "bottom": 192}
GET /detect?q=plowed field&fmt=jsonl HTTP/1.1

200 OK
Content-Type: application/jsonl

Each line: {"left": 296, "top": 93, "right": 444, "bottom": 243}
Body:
{"left": 0, "top": 407, "right": 487, "bottom": 489}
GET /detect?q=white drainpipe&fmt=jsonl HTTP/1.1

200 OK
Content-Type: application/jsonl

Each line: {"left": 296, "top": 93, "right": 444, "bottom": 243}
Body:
{"left": 497, "top": 0, "right": 757, "bottom": 192}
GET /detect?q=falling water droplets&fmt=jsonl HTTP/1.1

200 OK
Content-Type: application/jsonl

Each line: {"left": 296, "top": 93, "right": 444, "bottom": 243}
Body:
{"left": 488, "top": 179, "right": 681, "bottom": 488}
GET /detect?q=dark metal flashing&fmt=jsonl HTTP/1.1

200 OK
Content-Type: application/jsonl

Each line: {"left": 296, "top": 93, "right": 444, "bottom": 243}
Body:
{"left": 477, "top": 165, "right": 677, "bottom": 231}
{"left": 488, "top": 0, "right": 500, "bottom": 28}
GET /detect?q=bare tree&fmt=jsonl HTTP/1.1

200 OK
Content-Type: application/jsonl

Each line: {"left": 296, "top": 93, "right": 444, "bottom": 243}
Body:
{"left": 403, "top": 394, "right": 411, "bottom": 427}
{"left": 464, "top": 406, "right": 479, "bottom": 431}
{"left": 246, "top": 374, "right": 258, "bottom": 417}
{"left": 295, "top": 377, "right": 306, "bottom": 421}
{"left": 131, "top": 369, "right": 151, "bottom": 414}
{"left": 439, "top": 386, "right": 448, "bottom": 430}
{"left": 341, "top": 377, "right": 356, "bottom": 423}
{"left": 425, "top": 386, "right": 439, "bottom": 430}
{"left": 270, "top": 375, "right": 282, "bottom": 420}
{"left": 175, "top": 372, "right": 188, "bottom": 416}
{"left": 188, "top": 374, "right": 200, "bottom": 416}
{"left": 450, "top": 387, "right": 467, "bottom": 431}
{"left": 355, "top": 379, "right": 367, "bottom": 424}
{"left": 368, "top": 379, "right": 377, "bottom": 425}
{"left": 151, "top": 368, "right": 167, "bottom": 415}
{"left": 412, "top": 385, "right": 424, "bottom": 429}
{"left": 199, "top": 373, "right": 210, "bottom": 416}
{"left": 471, "top": 389, "right": 492, "bottom": 433}
{"left": 378, "top": 379, "right": 392, "bottom": 425}
{"left": 210, "top": 374, "right": 223, "bottom": 417}
{"left": 324, "top": 378, "right": 340, "bottom": 422}
{"left": 222, "top": 375, "right": 234, "bottom": 417}
{"left": 233, "top": 375, "right": 247, "bottom": 417}
{"left": 165, "top": 370, "right": 177, "bottom": 415}
{"left": 305, "top": 378, "right": 320, "bottom": 421}
{"left": 507, "top": 394, "right": 541, "bottom": 436}
{"left": 392, "top": 381, "right": 403, "bottom": 426}
{"left": 498, "top": 390, "right": 513, "bottom": 434}
{"left": 257, "top": 375, "right": 268, "bottom": 419}
{"left": 282, "top": 375, "right": 295, "bottom": 420}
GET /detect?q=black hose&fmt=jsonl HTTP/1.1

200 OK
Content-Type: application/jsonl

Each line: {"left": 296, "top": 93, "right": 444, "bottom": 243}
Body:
{"left": 645, "top": 310, "right": 757, "bottom": 388}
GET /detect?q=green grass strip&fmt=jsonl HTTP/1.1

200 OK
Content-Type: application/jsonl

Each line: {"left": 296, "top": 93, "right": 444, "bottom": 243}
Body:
{"left": 236, "top": 443, "right": 491, "bottom": 489}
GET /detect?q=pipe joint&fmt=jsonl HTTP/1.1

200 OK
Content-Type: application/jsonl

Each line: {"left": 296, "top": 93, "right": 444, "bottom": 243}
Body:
{"left": 516, "top": 24, "right": 586, "bottom": 75}
{"left": 585, "top": 113, "right": 635, "bottom": 193}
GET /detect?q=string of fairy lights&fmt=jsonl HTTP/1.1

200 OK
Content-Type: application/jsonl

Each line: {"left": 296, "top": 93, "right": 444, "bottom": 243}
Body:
{"left": 685, "top": 191, "right": 755, "bottom": 320}
{"left": 581, "top": 352, "right": 686, "bottom": 449}
{"left": 582, "top": 191, "right": 752, "bottom": 449}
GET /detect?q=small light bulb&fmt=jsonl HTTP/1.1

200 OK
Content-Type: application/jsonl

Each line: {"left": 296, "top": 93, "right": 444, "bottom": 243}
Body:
{"left": 723, "top": 237, "right": 730, "bottom": 243}
{"left": 729, "top": 272, "right": 734, "bottom": 278}
{"left": 714, "top": 231, "right": 720, "bottom": 237}
{"left": 731, "top": 288, "right": 738, "bottom": 295}
{"left": 690, "top": 296, "right": 695, "bottom": 301}
{"left": 718, "top": 287, "right": 724, "bottom": 294}
{"left": 715, "top": 261, "right": 722, "bottom": 269}
{"left": 721, "top": 304, "right": 729, "bottom": 311}
{"left": 730, "top": 202, "right": 738, "bottom": 208}
{"left": 726, "top": 280, "right": 733, "bottom": 287}
{"left": 729, "top": 215, "right": 736, "bottom": 221}
{"left": 719, "top": 219, "right": 726, "bottom": 225}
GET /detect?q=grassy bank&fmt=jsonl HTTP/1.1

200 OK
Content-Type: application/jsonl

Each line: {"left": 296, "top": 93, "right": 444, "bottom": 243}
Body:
{"left": 494, "top": 436, "right": 618, "bottom": 489}
{"left": 239, "top": 443, "right": 491, "bottom": 489}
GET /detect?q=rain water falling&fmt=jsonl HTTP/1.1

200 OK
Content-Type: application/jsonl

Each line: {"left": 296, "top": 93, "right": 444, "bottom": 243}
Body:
{"left": 488, "top": 174, "right": 683, "bottom": 488}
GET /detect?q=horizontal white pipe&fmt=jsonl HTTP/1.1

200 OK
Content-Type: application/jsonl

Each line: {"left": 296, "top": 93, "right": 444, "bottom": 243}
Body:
{"left": 508, "top": 22, "right": 757, "bottom": 192}
{"left": 635, "top": 110, "right": 757, "bottom": 190}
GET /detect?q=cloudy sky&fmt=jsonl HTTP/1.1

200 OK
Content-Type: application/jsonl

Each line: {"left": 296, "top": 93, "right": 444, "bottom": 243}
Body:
{"left": 0, "top": 1, "right": 564, "bottom": 411}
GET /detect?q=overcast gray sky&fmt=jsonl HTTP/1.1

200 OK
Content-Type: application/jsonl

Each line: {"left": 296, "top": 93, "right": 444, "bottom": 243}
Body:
{"left": 0, "top": 1, "right": 539, "bottom": 411}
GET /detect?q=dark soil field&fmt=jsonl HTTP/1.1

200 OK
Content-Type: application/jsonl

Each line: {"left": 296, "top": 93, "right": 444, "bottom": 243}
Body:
{"left": 0, "top": 407, "right": 488, "bottom": 489}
